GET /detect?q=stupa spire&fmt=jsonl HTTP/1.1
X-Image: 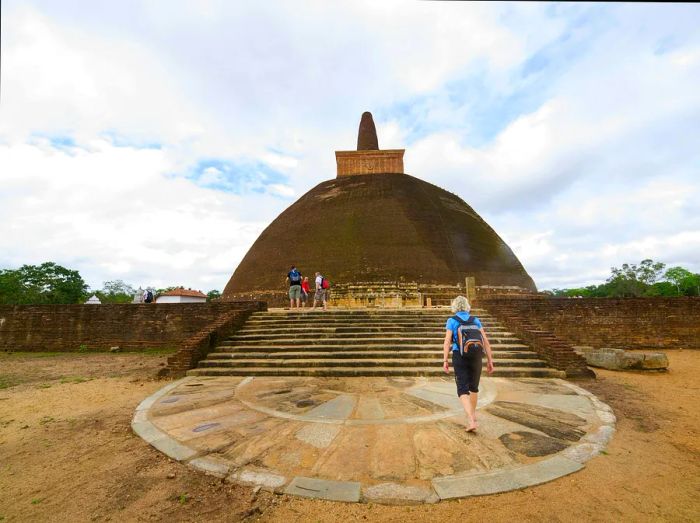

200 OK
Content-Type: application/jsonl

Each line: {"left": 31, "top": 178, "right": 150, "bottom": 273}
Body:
{"left": 357, "top": 111, "right": 379, "bottom": 150}
{"left": 335, "top": 112, "right": 405, "bottom": 177}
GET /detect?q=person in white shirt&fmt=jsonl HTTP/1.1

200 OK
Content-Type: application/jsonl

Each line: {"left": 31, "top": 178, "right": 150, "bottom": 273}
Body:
{"left": 312, "top": 272, "right": 327, "bottom": 311}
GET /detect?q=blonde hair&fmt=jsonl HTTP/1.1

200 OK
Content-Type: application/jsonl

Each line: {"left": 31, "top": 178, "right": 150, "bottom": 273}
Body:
{"left": 451, "top": 295, "right": 471, "bottom": 314}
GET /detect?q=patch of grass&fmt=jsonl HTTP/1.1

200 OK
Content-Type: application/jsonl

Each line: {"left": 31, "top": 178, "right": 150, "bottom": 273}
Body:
{"left": 600, "top": 450, "right": 609, "bottom": 455}
{"left": 127, "top": 347, "right": 178, "bottom": 356}
{"left": 31, "top": 498, "right": 44, "bottom": 505}
{"left": 59, "top": 376, "right": 92, "bottom": 384}
{"left": 1, "top": 352, "right": 77, "bottom": 358}
{"left": 178, "top": 493, "right": 189, "bottom": 505}
{"left": 39, "top": 416, "right": 55, "bottom": 425}
{"left": 36, "top": 383, "right": 52, "bottom": 389}
{"left": 0, "top": 375, "right": 23, "bottom": 390}
{"left": 1, "top": 348, "right": 176, "bottom": 358}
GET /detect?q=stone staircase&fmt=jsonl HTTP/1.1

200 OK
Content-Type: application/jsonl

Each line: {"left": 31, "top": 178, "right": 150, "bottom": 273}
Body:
{"left": 187, "top": 309, "right": 565, "bottom": 378}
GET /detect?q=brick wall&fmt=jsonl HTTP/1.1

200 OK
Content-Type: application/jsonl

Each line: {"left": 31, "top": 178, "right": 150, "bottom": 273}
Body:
{"left": 481, "top": 297, "right": 700, "bottom": 350}
{"left": 0, "top": 302, "right": 266, "bottom": 352}
{"left": 166, "top": 307, "right": 259, "bottom": 376}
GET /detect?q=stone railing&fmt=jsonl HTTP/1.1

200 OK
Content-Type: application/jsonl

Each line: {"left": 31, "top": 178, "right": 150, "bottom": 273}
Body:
{"left": 482, "top": 302, "right": 593, "bottom": 378}
{"left": 165, "top": 301, "right": 266, "bottom": 376}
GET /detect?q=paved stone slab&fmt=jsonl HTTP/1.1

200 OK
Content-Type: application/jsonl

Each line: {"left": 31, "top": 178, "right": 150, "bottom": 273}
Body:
{"left": 508, "top": 455, "right": 583, "bottom": 486}
{"left": 150, "top": 435, "right": 199, "bottom": 461}
{"left": 363, "top": 482, "right": 438, "bottom": 504}
{"left": 285, "top": 476, "right": 361, "bottom": 502}
{"left": 499, "top": 431, "right": 570, "bottom": 457}
{"left": 405, "top": 388, "right": 461, "bottom": 411}
{"left": 188, "top": 456, "right": 231, "bottom": 478}
{"left": 134, "top": 376, "right": 615, "bottom": 504}
{"left": 131, "top": 420, "right": 167, "bottom": 444}
{"left": 433, "top": 469, "right": 524, "bottom": 498}
{"left": 355, "top": 397, "right": 385, "bottom": 419}
{"left": 561, "top": 442, "right": 603, "bottom": 464}
{"left": 584, "top": 424, "right": 615, "bottom": 447}
{"left": 295, "top": 423, "right": 341, "bottom": 448}
{"left": 302, "top": 394, "right": 357, "bottom": 421}
{"left": 135, "top": 379, "right": 187, "bottom": 411}
{"left": 519, "top": 394, "right": 595, "bottom": 421}
{"left": 486, "top": 401, "right": 586, "bottom": 442}
{"left": 229, "top": 469, "right": 287, "bottom": 489}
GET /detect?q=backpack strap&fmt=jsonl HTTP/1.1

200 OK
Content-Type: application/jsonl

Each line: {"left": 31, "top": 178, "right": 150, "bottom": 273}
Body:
{"left": 451, "top": 315, "right": 471, "bottom": 344}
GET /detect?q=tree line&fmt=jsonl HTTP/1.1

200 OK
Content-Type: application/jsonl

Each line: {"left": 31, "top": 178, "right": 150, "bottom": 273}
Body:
{"left": 545, "top": 259, "right": 700, "bottom": 298}
{"left": 0, "top": 262, "right": 222, "bottom": 305}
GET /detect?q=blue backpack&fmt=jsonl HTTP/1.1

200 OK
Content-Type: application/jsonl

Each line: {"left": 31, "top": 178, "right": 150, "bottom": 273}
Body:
{"left": 289, "top": 269, "right": 301, "bottom": 285}
{"left": 452, "top": 315, "right": 483, "bottom": 356}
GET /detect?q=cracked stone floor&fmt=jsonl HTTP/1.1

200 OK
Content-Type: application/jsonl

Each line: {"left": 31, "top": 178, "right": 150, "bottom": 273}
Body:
{"left": 132, "top": 376, "right": 615, "bottom": 504}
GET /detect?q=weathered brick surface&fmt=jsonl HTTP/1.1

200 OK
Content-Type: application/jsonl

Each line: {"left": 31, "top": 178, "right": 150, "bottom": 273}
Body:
{"left": 0, "top": 302, "right": 265, "bottom": 352}
{"left": 166, "top": 308, "right": 260, "bottom": 376}
{"left": 482, "top": 297, "right": 700, "bottom": 350}
{"left": 481, "top": 303, "right": 592, "bottom": 377}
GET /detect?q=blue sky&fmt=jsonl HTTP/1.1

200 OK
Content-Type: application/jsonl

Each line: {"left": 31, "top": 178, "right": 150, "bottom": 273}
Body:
{"left": 1, "top": 1, "right": 699, "bottom": 292}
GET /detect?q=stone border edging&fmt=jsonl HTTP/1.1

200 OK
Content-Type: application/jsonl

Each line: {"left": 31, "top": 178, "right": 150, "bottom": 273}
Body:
{"left": 131, "top": 377, "right": 616, "bottom": 504}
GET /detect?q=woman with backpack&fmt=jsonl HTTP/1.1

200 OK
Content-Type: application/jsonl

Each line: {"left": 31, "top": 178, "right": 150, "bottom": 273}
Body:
{"left": 442, "top": 295, "right": 494, "bottom": 432}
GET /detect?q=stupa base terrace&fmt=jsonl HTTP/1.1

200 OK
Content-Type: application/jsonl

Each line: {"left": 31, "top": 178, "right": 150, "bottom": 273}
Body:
{"left": 225, "top": 279, "right": 536, "bottom": 309}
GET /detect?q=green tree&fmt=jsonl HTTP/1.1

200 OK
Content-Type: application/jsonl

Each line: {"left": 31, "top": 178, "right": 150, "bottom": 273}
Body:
{"left": 606, "top": 259, "right": 666, "bottom": 297}
{"left": 207, "top": 290, "right": 221, "bottom": 302}
{"left": 96, "top": 279, "right": 136, "bottom": 303}
{"left": 0, "top": 262, "right": 88, "bottom": 304}
{"left": 664, "top": 267, "right": 692, "bottom": 295}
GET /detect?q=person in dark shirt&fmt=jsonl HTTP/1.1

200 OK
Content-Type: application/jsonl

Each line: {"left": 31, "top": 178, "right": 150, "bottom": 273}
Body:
{"left": 286, "top": 265, "right": 302, "bottom": 309}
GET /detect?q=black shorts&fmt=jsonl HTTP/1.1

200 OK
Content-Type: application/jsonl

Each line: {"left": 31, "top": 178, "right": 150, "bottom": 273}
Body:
{"left": 452, "top": 346, "right": 483, "bottom": 396}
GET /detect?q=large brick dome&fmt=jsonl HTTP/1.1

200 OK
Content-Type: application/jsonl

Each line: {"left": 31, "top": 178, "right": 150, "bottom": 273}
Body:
{"left": 222, "top": 172, "right": 536, "bottom": 300}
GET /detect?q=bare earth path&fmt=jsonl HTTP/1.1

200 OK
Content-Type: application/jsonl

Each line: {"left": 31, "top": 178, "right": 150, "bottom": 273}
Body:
{"left": 1, "top": 350, "right": 698, "bottom": 522}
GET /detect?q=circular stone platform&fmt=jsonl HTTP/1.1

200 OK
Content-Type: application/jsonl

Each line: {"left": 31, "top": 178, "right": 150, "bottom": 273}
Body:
{"left": 132, "top": 376, "right": 615, "bottom": 504}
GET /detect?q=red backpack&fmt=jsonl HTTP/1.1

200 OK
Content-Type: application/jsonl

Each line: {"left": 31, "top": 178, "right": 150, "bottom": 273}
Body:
{"left": 321, "top": 277, "right": 330, "bottom": 290}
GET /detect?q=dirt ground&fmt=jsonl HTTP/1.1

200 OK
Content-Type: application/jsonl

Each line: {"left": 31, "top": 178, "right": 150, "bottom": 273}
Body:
{"left": 0, "top": 350, "right": 698, "bottom": 523}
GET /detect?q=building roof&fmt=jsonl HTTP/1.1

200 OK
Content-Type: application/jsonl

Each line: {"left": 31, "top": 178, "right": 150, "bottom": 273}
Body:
{"left": 159, "top": 287, "right": 207, "bottom": 298}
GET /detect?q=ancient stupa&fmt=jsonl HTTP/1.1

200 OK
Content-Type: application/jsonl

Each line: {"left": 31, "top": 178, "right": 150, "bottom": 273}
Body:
{"left": 222, "top": 112, "right": 535, "bottom": 305}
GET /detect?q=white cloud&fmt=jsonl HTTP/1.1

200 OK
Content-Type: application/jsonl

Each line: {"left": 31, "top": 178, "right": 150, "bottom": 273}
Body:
{"left": 0, "top": 1, "right": 699, "bottom": 291}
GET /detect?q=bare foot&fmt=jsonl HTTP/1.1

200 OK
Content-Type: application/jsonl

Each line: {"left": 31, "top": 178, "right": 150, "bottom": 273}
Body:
{"left": 466, "top": 421, "right": 478, "bottom": 432}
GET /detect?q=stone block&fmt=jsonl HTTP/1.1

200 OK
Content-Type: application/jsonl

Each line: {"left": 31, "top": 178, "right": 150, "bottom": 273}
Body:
{"left": 228, "top": 469, "right": 287, "bottom": 489}
{"left": 285, "top": 476, "right": 361, "bottom": 502}
{"left": 580, "top": 347, "right": 668, "bottom": 371}
{"left": 189, "top": 456, "right": 231, "bottom": 478}
{"left": 363, "top": 482, "right": 437, "bottom": 504}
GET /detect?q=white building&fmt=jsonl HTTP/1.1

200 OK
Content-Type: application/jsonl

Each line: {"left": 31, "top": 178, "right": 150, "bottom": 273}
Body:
{"left": 155, "top": 287, "right": 207, "bottom": 304}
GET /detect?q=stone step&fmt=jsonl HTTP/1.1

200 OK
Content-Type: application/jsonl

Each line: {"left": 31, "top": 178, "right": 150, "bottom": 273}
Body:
{"left": 192, "top": 309, "right": 565, "bottom": 379}
{"left": 197, "top": 358, "right": 548, "bottom": 368}
{"left": 222, "top": 337, "right": 523, "bottom": 347}
{"left": 252, "top": 309, "right": 489, "bottom": 316}
{"left": 214, "top": 343, "right": 531, "bottom": 353}
{"left": 237, "top": 324, "right": 513, "bottom": 336}
{"left": 187, "top": 366, "right": 566, "bottom": 378}
{"left": 248, "top": 313, "right": 494, "bottom": 320}
{"left": 206, "top": 350, "right": 541, "bottom": 360}
{"left": 242, "top": 321, "right": 502, "bottom": 330}
{"left": 231, "top": 331, "right": 514, "bottom": 341}
{"left": 249, "top": 315, "right": 489, "bottom": 321}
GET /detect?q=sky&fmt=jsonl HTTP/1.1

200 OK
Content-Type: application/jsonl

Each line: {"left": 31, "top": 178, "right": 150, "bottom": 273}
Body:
{"left": 1, "top": 1, "right": 699, "bottom": 292}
